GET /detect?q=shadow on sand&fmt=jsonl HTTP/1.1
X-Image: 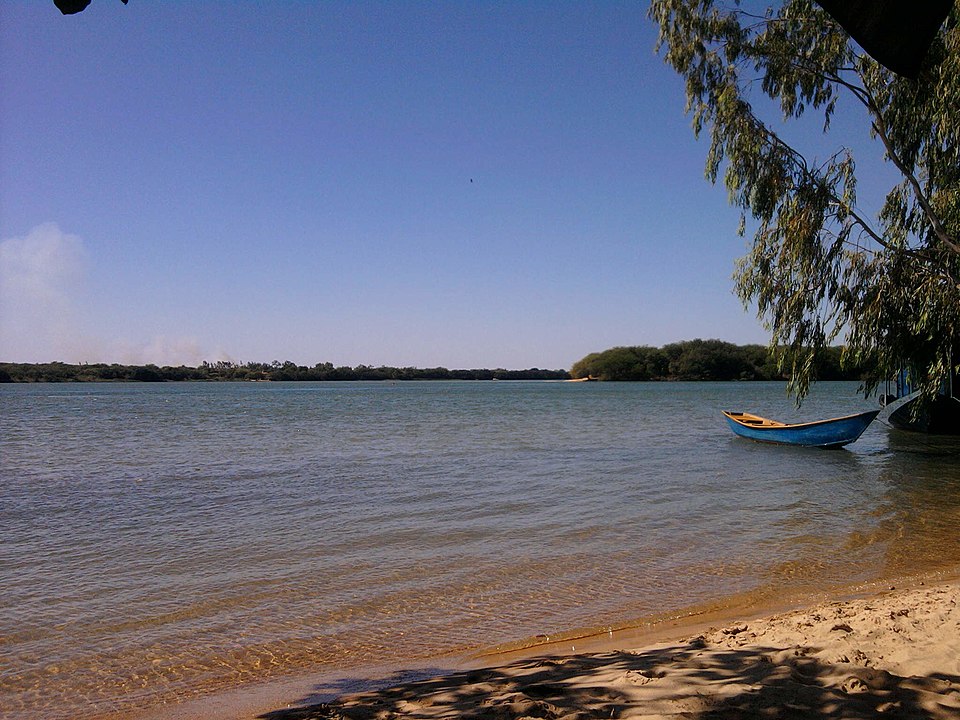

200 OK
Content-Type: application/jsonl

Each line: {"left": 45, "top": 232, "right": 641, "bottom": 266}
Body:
{"left": 258, "top": 636, "right": 960, "bottom": 719}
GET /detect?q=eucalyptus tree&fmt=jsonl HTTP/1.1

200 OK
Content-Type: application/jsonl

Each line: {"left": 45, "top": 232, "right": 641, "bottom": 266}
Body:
{"left": 650, "top": 0, "right": 960, "bottom": 402}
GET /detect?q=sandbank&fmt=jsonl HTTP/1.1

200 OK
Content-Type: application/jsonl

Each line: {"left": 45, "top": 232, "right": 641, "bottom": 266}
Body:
{"left": 138, "top": 569, "right": 960, "bottom": 720}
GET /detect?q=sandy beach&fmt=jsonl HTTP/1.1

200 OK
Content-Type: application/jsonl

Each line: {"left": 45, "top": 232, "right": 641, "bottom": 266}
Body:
{"left": 140, "top": 570, "right": 960, "bottom": 720}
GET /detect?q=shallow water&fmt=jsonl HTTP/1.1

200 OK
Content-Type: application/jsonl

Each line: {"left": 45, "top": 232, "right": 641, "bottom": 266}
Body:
{"left": 2, "top": 380, "right": 960, "bottom": 718}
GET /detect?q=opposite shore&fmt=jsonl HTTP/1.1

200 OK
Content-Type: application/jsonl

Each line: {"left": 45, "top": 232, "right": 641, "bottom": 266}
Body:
{"left": 0, "top": 339, "right": 864, "bottom": 383}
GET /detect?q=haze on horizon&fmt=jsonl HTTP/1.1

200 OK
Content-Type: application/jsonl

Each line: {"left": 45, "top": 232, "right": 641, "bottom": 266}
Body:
{"left": 1, "top": 2, "right": 779, "bottom": 370}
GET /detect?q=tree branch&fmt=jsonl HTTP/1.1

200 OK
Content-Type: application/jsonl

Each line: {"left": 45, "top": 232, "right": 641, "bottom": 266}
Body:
{"left": 754, "top": 52, "right": 960, "bottom": 259}
{"left": 744, "top": 114, "right": 894, "bottom": 251}
{"left": 868, "top": 114, "right": 960, "bottom": 256}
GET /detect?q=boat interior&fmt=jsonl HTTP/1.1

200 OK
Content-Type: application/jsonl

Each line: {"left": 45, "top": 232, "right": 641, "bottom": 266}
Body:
{"left": 724, "top": 412, "right": 786, "bottom": 427}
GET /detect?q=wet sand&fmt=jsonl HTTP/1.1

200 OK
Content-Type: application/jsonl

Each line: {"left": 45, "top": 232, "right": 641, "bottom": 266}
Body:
{"left": 138, "top": 569, "right": 960, "bottom": 720}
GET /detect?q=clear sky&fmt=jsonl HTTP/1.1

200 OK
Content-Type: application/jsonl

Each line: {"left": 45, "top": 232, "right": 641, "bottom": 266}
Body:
{"left": 2, "top": 1, "right": 839, "bottom": 369}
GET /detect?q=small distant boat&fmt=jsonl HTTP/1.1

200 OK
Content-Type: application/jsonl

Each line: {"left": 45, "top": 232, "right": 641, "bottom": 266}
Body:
{"left": 722, "top": 409, "right": 880, "bottom": 449}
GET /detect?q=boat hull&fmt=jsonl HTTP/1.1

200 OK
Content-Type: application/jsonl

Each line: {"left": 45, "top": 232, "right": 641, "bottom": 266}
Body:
{"left": 888, "top": 395, "right": 960, "bottom": 435}
{"left": 723, "top": 410, "right": 880, "bottom": 449}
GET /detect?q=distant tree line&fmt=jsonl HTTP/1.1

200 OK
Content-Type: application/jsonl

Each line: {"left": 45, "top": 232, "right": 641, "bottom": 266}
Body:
{"left": 0, "top": 341, "right": 866, "bottom": 384}
{"left": 0, "top": 361, "right": 570, "bottom": 383}
{"left": 570, "top": 340, "right": 864, "bottom": 382}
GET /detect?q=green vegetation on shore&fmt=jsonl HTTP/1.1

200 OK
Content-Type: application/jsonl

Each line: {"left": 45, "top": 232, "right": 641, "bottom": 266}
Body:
{"left": 0, "top": 340, "right": 865, "bottom": 383}
{"left": 570, "top": 340, "right": 863, "bottom": 382}
{"left": 0, "top": 361, "right": 569, "bottom": 383}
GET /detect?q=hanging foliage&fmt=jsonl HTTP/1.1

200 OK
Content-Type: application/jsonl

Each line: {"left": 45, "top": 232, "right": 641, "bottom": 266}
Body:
{"left": 650, "top": 0, "right": 960, "bottom": 403}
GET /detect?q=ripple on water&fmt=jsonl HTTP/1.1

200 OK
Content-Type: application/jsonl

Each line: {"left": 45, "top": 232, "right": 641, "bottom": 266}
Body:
{"left": 3, "top": 381, "right": 960, "bottom": 718}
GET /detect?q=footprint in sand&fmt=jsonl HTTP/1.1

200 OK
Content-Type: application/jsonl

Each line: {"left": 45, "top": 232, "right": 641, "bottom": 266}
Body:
{"left": 851, "top": 649, "right": 873, "bottom": 667}
{"left": 623, "top": 669, "right": 662, "bottom": 685}
{"left": 841, "top": 677, "right": 869, "bottom": 694}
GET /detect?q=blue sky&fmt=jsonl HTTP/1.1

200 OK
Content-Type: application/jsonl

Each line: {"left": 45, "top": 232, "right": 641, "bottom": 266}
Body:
{"left": 0, "top": 1, "right": 882, "bottom": 369}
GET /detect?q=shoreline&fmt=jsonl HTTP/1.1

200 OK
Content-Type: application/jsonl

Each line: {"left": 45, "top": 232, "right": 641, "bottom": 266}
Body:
{"left": 130, "top": 566, "right": 960, "bottom": 720}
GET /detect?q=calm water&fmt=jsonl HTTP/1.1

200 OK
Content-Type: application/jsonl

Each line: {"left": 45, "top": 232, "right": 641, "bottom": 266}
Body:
{"left": 3, "top": 380, "right": 960, "bottom": 718}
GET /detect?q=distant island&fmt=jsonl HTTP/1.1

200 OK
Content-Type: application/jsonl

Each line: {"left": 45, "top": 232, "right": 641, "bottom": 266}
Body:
{"left": 569, "top": 340, "right": 863, "bottom": 382}
{"left": 0, "top": 340, "right": 865, "bottom": 383}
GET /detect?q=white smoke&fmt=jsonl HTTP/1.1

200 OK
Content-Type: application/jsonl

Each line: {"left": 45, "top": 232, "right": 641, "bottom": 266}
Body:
{"left": 0, "top": 222, "right": 88, "bottom": 362}
{"left": 114, "top": 336, "right": 208, "bottom": 367}
{"left": 0, "top": 223, "right": 229, "bottom": 366}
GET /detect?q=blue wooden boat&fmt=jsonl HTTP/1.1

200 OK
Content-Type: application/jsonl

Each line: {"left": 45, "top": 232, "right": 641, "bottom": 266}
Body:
{"left": 722, "top": 409, "right": 880, "bottom": 449}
